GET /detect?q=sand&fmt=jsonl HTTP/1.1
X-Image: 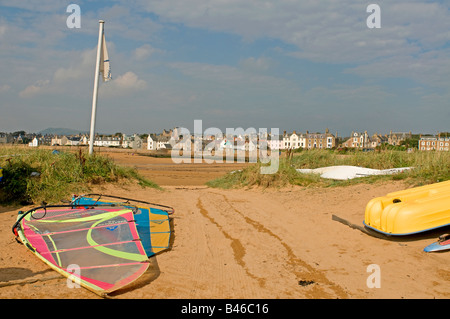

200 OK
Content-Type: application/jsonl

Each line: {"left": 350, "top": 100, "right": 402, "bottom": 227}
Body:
{"left": 0, "top": 150, "right": 449, "bottom": 299}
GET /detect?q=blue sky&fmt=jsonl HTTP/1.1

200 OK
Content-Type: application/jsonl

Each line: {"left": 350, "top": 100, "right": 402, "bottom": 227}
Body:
{"left": 0, "top": 0, "right": 449, "bottom": 136}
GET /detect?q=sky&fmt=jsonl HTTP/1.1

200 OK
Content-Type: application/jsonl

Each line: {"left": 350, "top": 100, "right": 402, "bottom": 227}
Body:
{"left": 0, "top": 0, "right": 449, "bottom": 137}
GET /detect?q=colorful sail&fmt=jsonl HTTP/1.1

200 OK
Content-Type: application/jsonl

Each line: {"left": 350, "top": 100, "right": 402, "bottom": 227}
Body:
{"left": 71, "top": 194, "right": 173, "bottom": 257}
{"left": 13, "top": 204, "right": 150, "bottom": 297}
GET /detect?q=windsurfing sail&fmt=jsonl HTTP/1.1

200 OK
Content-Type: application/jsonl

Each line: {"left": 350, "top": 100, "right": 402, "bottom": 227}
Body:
{"left": 71, "top": 194, "right": 174, "bottom": 257}
{"left": 12, "top": 203, "right": 151, "bottom": 297}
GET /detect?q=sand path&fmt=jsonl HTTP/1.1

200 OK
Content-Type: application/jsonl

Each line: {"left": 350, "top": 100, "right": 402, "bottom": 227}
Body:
{"left": 0, "top": 151, "right": 448, "bottom": 299}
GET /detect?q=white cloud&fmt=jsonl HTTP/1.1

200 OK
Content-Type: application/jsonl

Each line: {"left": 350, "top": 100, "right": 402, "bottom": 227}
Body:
{"left": 53, "top": 48, "right": 96, "bottom": 83}
{"left": 167, "top": 61, "right": 295, "bottom": 97}
{"left": 345, "top": 49, "right": 450, "bottom": 88}
{"left": 0, "top": 0, "right": 66, "bottom": 12}
{"left": 100, "top": 71, "right": 147, "bottom": 97}
{"left": 138, "top": 0, "right": 450, "bottom": 64}
{"left": 0, "top": 84, "right": 10, "bottom": 93}
{"left": 0, "top": 25, "right": 6, "bottom": 37}
{"left": 2, "top": 0, "right": 450, "bottom": 134}
{"left": 93, "top": 4, "right": 162, "bottom": 42}
{"left": 19, "top": 79, "right": 50, "bottom": 98}
{"left": 15, "top": 47, "right": 96, "bottom": 99}
{"left": 114, "top": 71, "right": 147, "bottom": 89}
{"left": 133, "top": 44, "right": 164, "bottom": 60}
{"left": 135, "top": 0, "right": 450, "bottom": 93}
{"left": 239, "top": 57, "right": 274, "bottom": 72}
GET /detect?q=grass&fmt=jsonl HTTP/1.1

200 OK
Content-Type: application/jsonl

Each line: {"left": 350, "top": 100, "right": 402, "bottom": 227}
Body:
{"left": 206, "top": 149, "right": 450, "bottom": 189}
{"left": 0, "top": 146, "right": 160, "bottom": 205}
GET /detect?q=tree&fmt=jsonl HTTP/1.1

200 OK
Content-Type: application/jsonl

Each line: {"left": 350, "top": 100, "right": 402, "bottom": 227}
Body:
{"left": 400, "top": 136, "right": 420, "bottom": 149}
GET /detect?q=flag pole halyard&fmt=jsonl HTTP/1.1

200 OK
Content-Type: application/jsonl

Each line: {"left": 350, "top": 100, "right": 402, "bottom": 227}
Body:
{"left": 89, "top": 20, "right": 105, "bottom": 155}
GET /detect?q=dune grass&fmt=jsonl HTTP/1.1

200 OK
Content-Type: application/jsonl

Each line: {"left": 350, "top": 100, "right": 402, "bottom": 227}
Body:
{"left": 0, "top": 146, "right": 160, "bottom": 205}
{"left": 206, "top": 149, "right": 450, "bottom": 189}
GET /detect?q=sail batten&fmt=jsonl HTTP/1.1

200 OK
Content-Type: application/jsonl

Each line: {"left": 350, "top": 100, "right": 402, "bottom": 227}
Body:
{"left": 13, "top": 194, "right": 173, "bottom": 297}
{"left": 14, "top": 205, "right": 150, "bottom": 296}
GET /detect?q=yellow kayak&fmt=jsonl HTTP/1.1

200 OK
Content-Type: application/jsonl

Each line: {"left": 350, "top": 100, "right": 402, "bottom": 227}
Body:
{"left": 364, "top": 180, "right": 450, "bottom": 235}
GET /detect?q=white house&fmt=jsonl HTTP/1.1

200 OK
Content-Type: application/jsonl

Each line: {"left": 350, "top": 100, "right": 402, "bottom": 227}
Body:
{"left": 156, "top": 136, "right": 172, "bottom": 150}
{"left": 28, "top": 137, "right": 38, "bottom": 147}
{"left": 147, "top": 134, "right": 156, "bottom": 150}
{"left": 267, "top": 135, "right": 284, "bottom": 150}
{"left": 93, "top": 136, "right": 121, "bottom": 147}
{"left": 66, "top": 136, "right": 81, "bottom": 146}
{"left": 148, "top": 134, "right": 174, "bottom": 150}
{"left": 283, "top": 131, "right": 306, "bottom": 149}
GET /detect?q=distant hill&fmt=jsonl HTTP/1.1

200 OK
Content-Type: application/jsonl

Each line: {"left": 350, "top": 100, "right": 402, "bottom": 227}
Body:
{"left": 38, "top": 128, "right": 88, "bottom": 136}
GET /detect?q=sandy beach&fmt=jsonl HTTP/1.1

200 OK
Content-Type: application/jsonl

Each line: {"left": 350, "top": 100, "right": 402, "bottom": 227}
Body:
{"left": 0, "top": 150, "right": 449, "bottom": 299}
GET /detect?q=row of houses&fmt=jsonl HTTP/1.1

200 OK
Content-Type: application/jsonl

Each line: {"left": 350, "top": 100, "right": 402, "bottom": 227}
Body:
{"left": 1, "top": 131, "right": 154, "bottom": 150}
{"left": 418, "top": 133, "right": 450, "bottom": 152}
{"left": 340, "top": 131, "right": 412, "bottom": 149}
{"left": 277, "top": 129, "right": 415, "bottom": 151}
{"left": 53, "top": 134, "right": 143, "bottom": 149}
{"left": 279, "top": 128, "right": 336, "bottom": 150}
{"left": 281, "top": 129, "right": 449, "bottom": 152}
{"left": 147, "top": 128, "right": 336, "bottom": 152}
{"left": 2, "top": 129, "right": 448, "bottom": 152}
{"left": 0, "top": 132, "right": 36, "bottom": 144}
{"left": 147, "top": 128, "right": 260, "bottom": 152}
{"left": 9, "top": 134, "right": 144, "bottom": 149}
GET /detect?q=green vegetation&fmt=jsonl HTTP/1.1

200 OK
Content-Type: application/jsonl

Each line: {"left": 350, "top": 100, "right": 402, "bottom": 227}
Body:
{"left": 0, "top": 147, "right": 160, "bottom": 205}
{"left": 207, "top": 149, "right": 450, "bottom": 189}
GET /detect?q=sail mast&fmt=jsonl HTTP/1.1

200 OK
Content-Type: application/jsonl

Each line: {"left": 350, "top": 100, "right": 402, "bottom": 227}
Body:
{"left": 89, "top": 20, "right": 105, "bottom": 155}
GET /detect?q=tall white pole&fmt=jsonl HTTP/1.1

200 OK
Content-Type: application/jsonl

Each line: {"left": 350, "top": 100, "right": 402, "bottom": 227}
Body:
{"left": 89, "top": 20, "right": 105, "bottom": 155}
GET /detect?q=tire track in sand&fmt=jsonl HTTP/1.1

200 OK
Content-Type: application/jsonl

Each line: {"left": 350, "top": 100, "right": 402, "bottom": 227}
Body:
{"left": 196, "top": 198, "right": 267, "bottom": 288}
{"left": 210, "top": 191, "right": 349, "bottom": 299}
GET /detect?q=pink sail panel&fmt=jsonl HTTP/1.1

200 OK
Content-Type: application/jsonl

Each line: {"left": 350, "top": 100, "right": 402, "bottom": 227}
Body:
{"left": 21, "top": 207, "right": 149, "bottom": 295}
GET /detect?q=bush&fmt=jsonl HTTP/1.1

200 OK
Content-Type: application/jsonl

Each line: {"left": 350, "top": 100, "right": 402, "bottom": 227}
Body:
{"left": 207, "top": 149, "right": 450, "bottom": 189}
{"left": 0, "top": 160, "right": 35, "bottom": 204}
{"left": 0, "top": 147, "right": 160, "bottom": 204}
